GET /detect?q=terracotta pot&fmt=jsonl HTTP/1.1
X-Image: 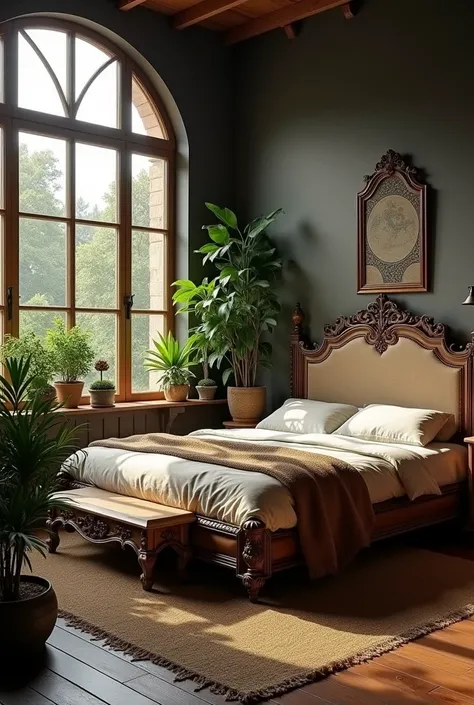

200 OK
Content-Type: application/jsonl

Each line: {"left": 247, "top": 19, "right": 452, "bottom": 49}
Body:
{"left": 227, "top": 386, "right": 266, "bottom": 423}
{"left": 164, "top": 384, "right": 189, "bottom": 402}
{"left": 89, "top": 388, "right": 116, "bottom": 408}
{"left": 54, "top": 381, "right": 84, "bottom": 409}
{"left": 196, "top": 385, "right": 217, "bottom": 401}
{"left": 0, "top": 577, "right": 58, "bottom": 658}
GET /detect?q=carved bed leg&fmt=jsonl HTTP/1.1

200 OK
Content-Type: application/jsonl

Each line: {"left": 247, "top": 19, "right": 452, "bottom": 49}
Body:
{"left": 240, "top": 518, "right": 271, "bottom": 603}
{"left": 46, "top": 516, "right": 60, "bottom": 554}
{"left": 138, "top": 550, "right": 157, "bottom": 591}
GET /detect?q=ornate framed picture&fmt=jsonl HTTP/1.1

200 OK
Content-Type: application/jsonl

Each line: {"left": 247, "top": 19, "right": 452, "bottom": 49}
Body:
{"left": 357, "top": 150, "right": 428, "bottom": 293}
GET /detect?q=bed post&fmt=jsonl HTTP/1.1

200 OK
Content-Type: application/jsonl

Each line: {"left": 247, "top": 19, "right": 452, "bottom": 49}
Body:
{"left": 291, "top": 303, "right": 306, "bottom": 399}
{"left": 238, "top": 518, "right": 271, "bottom": 602}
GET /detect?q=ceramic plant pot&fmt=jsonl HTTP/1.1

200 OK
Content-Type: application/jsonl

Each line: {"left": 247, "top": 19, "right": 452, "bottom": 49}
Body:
{"left": 54, "top": 381, "right": 84, "bottom": 409}
{"left": 227, "top": 386, "right": 266, "bottom": 423}
{"left": 89, "top": 388, "right": 116, "bottom": 408}
{"left": 164, "top": 384, "right": 189, "bottom": 402}
{"left": 0, "top": 577, "right": 58, "bottom": 659}
{"left": 196, "top": 385, "right": 217, "bottom": 401}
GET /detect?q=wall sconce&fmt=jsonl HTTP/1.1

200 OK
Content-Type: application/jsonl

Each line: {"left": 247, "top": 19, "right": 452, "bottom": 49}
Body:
{"left": 462, "top": 287, "right": 474, "bottom": 306}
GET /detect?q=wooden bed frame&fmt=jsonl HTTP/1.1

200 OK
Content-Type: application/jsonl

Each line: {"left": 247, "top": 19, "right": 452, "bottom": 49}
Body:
{"left": 58, "top": 295, "right": 474, "bottom": 601}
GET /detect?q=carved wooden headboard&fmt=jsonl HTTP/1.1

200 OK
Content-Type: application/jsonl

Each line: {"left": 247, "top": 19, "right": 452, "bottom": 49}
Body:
{"left": 290, "top": 295, "right": 474, "bottom": 437}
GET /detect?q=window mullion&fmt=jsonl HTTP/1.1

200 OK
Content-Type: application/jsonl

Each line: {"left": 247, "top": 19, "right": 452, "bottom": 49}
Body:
{"left": 5, "top": 121, "right": 19, "bottom": 337}
{"left": 119, "top": 148, "right": 131, "bottom": 401}
{"left": 68, "top": 138, "right": 75, "bottom": 328}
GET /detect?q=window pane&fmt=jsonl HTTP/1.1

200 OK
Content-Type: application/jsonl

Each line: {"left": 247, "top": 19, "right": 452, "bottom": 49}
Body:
{"left": 75, "top": 37, "right": 112, "bottom": 99}
{"left": 132, "top": 314, "right": 165, "bottom": 392}
{"left": 76, "top": 60, "right": 118, "bottom": 129}
{"left": 76, "top": 143, "right": 117, "bottom": 223}
{"left": 132, "top": 75, "right": 166, "bottom": 139}
{"left": 18, "top": 32, "right": 65, "bottom": 117}
{"left": 19, "top": 218, "right": 67, "bottom": 307}
{"left": 76, "top": 225, "right": 117, "bottom": 308}
{"left": 132, "top": 155, "right": 167, "bottom": 229}
{"left": 76, "top": 312, "right": 117, "bottom": 390}
{"left": 25, "top": 29, "right": 68, "bottom": 96}
{"left": 132, "top": 230, "right": 165, "bottom": 310}
{"left": 19, "top": 132, "right": 67, "bottom": 217}
{"left": 20, "top": 309, "right": 66, "bottom": 338}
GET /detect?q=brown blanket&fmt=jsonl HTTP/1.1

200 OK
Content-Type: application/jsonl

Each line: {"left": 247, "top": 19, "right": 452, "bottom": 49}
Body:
{"left": 89, "top": 434, "right": 375, "bottom": 579}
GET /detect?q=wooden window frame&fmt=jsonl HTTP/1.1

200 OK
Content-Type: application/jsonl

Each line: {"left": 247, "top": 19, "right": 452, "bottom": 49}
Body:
{"left": 0, "top": 17, "right": 176, "bottom": 402}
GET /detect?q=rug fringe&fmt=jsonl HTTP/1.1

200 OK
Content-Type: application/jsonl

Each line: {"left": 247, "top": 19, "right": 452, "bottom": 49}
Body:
{"left": 58, "top": 602, "right": 474, "bottom": 704}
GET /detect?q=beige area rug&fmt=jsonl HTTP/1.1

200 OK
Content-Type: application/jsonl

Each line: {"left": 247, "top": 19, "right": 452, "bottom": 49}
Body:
{"left": 32, "top": 531, "right": 474, "bottom": 703}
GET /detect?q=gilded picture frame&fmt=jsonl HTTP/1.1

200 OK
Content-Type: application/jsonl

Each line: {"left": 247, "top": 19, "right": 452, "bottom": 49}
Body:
{"left": 357, "top": 150, "right": 428, "bottom": 293}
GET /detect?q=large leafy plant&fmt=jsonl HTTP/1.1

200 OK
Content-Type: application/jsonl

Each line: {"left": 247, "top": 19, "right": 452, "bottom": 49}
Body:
{"left": 0, "top": 357, "right": 79, "bottom": 602}
{"left": 0, "top": 332, "right": 55, "bottom": 393}
{"left": 173, "top": 203, "right": 282, "bottom": 387}
{"left": 46, "top": 318, "right": 95, "bottom": 383}
{"left": 144, "top": 332, "right": 197, "bottom": 390}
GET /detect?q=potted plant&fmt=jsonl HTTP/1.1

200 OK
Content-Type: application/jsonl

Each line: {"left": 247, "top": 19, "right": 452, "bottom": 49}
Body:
{"left": 0, "top": 356, "right": 79, "bottom": 658}
{"left": 145, "top": 331, "right": 197, "bottom": 402}
{"left": 173, "top": 203, "right": 282, "bottom": 424}
{"left": 0, "top": 332, "right": 56, "bottom": 402}
{"left": 195, "top": 378, "right": 218, "bottom": 401}
{"left": 193, "top": 332, "right": 217, "bottom": 400}
{"left": 89, "top": 360, "right": 116, "bottom": 408}
{"left": 46, "top": 318, "right": 95, "bottom": 409}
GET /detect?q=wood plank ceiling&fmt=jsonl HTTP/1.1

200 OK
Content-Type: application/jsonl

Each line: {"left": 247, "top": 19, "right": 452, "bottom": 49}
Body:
{"left": 119, "top": 0, "right": 359, "bottom": 44}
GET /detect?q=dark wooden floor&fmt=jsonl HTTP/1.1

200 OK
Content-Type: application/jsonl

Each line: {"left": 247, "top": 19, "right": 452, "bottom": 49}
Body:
{"left": 3, "top": 531, "right": 474, "bottom": 705}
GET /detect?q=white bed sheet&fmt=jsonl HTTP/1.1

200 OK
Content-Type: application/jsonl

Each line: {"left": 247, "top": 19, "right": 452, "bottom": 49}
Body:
{"left": 65, "top": 428, "right": 467, "bottom": 532}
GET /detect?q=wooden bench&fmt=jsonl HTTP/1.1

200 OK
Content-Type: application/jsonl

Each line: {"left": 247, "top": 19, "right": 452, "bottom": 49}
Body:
{"left": 47, "top": 488, "right": 195, "bottom": 591}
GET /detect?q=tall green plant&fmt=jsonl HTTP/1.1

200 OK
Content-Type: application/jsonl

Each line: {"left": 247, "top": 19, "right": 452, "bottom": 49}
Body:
{"left": 45, "top": 318, "right": 95, "bottom": 383}
{"left": 0, "top": 357, "right": 80, "bottom": 602}
{"left": 173, "top": 203, "right": 282, "bottom": 387}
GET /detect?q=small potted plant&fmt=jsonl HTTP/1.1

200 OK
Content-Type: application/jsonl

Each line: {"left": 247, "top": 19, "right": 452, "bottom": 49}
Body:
{"left": 0, "top": 356, "right": 79, "bottom": 659}
{"left": 46, "top": 318, "right": 95, "bottom": 409}
{"left": 0, "top": 332, "right": 56, "bottom": 402}
{"left": 145, "top": 331, "right": 197, "bottom": 402}
{"left": 89, "top": 360, "right": 116, "bottom": 408}
{"left": 195, "top": 378, "right": 217, "bottom": 401}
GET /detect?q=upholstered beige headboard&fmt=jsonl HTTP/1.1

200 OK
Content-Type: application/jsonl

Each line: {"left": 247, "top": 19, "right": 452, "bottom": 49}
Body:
{"left": 290, "top": 296, "right": 474, "bottom": 436}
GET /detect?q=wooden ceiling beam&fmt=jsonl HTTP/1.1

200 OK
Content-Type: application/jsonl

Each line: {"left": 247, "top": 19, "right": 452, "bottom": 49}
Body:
{"left": 225, "top": 0, "right": 347, "bottom": 44}
{"left": 173, "top": 0, "right": 249, "bottom": 29}
{"left": 118, "top": 0, "right": 147, "bottom": 10}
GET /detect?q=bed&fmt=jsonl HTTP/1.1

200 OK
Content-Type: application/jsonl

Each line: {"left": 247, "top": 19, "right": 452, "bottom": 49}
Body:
{"left": 58, "top": 295, "right": 474, "bottom": 599}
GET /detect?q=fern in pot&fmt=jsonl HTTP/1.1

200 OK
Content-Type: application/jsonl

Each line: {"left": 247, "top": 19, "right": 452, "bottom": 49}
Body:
{"left": 145, "top": 332, "right": 197, "bottom": 402}
{"left": 0, "top": 357, "right": 79, "bottom": 658}
{"left": 89, "top": 360, "right": 116, "bottom": 408}
{"left": 46, "top": 318, "right": 95, "bottom": 409}
{"left": 173, "top": 203, "right": 282, "bottom": 423}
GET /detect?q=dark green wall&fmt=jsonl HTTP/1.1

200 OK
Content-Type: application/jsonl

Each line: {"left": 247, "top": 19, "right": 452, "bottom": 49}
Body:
{"left": 0, "top": 0, "right": 233, "bottom": 282}
{"left": 234, "top": 0, "right": 474, "bottom": 406}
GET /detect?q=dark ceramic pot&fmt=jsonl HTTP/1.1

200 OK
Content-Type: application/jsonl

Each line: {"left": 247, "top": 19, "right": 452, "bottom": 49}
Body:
{"left": 0, "top": 576, "right": 58, "bottom": 657}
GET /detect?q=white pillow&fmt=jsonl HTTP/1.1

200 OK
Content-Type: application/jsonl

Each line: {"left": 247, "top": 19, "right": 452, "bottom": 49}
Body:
{"left": 334, "top": 404, "right": 454, "bottom": 447}
{"left": 256, "top": 399, "right": 358, "bottom": 434}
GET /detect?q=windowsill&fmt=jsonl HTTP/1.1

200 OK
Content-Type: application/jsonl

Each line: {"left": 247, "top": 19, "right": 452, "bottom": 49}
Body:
{"left": 56, "top": 398, "right": 228, "bottom": 415}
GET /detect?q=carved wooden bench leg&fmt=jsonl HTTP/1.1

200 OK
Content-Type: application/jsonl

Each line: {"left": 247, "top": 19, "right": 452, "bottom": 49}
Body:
{"left": 240, "top": 518, "right": 271, "bottom": 602}
{"left": 138, "top": 550, "right": 158, "bottom": 591}
{"left": 46, "top": 514, "right": 61, "bottom": 554}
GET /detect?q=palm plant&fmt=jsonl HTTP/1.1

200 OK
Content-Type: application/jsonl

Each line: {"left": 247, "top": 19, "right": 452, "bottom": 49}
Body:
{"left": 0, "top": 357, "right": 79, "bottom": 602}
{"left": 173, "top": 203, "right": 283, "bottom": 387}
{"left": 144, "top": 332, "right": 197, "bottom": 390}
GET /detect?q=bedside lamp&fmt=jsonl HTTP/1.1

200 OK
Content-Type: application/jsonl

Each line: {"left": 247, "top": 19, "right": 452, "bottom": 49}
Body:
{"left": 462, "top": 287, "right": 474, "bottom": 305}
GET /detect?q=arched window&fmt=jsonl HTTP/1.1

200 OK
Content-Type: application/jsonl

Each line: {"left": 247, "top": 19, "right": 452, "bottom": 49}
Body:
{"left": 0, "top": 18, "right": 175, "bottom": 400}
